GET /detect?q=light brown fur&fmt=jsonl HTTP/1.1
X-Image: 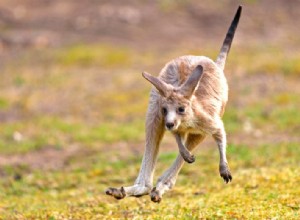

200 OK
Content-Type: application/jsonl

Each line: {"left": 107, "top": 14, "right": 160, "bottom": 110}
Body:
{"left": 106, "top": 6, "right": 242, "bottom": 203}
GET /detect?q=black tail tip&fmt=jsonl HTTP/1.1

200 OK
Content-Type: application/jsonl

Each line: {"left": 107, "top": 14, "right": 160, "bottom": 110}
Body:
{"left": 234, "top": 5, "right": 242, "bottom": 22}
{"left": 237, "top": 5, "right": 243, "bottom": 13}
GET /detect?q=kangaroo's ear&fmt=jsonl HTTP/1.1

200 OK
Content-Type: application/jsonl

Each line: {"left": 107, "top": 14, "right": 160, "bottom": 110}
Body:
{"left": 180, "top": 65, "right": 204, "bottom": 98}
{"left": 142, "top": 72, "right": 172, "bottom": 97}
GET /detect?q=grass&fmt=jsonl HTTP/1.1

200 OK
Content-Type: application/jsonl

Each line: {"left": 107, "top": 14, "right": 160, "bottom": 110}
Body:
{"left": 0, "top": 41, "right": 299, "bottom": 218}
{"left": 0, "top": 143, "right": 299, "bottom": 219}
{"left": 0, "top": 117, "right": 145, "bottom": 154}
{"left": 187, "top": 45, "right": 300, "bottom": 76}
{"left": 0, "top": 97, "right": 9, "bottom": 109}
{"left": 56, "top": 44, "right": 134, "bottom": 67}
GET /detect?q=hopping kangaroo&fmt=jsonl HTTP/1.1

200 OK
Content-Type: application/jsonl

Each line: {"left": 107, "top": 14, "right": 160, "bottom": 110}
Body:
{"left": 106, "top": 6, "right": 242, "bottom": 203}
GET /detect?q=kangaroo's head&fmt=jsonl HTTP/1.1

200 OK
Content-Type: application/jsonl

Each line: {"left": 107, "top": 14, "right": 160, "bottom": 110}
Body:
{"left": 142, "top": 65, "right": 203, "bottom": 132}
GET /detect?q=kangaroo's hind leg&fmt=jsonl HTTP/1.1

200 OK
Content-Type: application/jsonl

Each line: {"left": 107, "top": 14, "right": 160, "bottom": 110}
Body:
{"left": 106, "top": 90, "right": 165, "bottom": 199}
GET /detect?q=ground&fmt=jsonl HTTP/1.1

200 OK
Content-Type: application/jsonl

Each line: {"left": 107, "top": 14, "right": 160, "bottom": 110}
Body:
{"left": 0, "top": 0, "right": 300, "bottom": 219}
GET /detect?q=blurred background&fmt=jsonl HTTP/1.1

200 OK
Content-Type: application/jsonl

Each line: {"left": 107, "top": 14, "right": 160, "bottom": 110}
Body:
{"left": 0, "top": 0, "right": 299, "bottom": 219}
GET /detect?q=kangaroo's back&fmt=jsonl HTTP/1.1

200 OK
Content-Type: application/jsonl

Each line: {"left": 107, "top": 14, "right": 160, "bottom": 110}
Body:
{"left": 156, "top": 5, "right": 243, "bottom": 117}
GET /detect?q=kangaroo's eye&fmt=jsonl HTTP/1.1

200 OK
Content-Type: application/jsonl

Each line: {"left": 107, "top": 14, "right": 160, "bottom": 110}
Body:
{"left": 162, "top": 107, "right": 168, "bottom": 115}
{"left": 178, "top": 107, "right": 185, "bottom": 114}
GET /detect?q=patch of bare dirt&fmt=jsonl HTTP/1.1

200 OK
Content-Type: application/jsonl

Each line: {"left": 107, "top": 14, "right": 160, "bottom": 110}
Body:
{"left": 0, "top": 0, "right": 299, "bottom": 56}
{"left": 0, "top": 145, "right": 93, "bottom": 170}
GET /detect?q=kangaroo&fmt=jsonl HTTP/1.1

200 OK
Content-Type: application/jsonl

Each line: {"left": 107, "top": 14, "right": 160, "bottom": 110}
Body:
{"left": 106, "top": 6, "right": 242, "bottom": 203}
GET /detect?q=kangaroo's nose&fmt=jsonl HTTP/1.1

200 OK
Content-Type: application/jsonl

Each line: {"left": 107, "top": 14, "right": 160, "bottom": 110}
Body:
{"left": 166, "top": 122, "right": 174, "bottom": 130}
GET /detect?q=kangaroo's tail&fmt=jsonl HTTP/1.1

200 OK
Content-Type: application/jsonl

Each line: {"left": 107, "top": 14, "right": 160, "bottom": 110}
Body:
{"left": 216, "top": 5, "right": 242, "bottom": 71}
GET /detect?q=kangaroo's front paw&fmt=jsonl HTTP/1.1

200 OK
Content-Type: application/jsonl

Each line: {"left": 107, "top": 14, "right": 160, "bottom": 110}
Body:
{"left": 105, "top": 186, "right": 126, "bottom": 200}
{"left": 219, "top": 165, "right": 232, "bottom": 183}
{"left": 150, "top": 187, "right": 162, "bottom": 203}
{"left": 185, "top": 154, "right": 195, "bottom": 163}
{"left": 181, "top": 152, "right": 195, "bottom": 164}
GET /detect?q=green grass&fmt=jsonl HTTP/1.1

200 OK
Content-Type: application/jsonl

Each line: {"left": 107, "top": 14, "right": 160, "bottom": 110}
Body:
{"left": 56, "top": 44, "right": 133, "bottom": 67}
{"left": 0, "top": 41, "right": 299, "bottom": 218}
{"left": 187, "top": 45, "right": 300, "bottom": 76}
{"left": 243, "top": 95, "right": 300, "bottom": 134}
{"left": 228, "top": 46, "right": 300, "bottom": 76}
{"left": 0, "top": 143, "right": 299, "bottom": 219}
{"left": 0, "top": 117, "right": 146, "bottom": 154}
{"left": 75, "top": 120, "right": 145, "bottom": 144}
{"left": 0, "top": 97, "right": 9, "bottom": 109}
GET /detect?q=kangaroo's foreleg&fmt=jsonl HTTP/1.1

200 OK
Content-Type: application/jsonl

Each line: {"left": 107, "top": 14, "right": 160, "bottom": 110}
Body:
{"left": 106, "top": 90, "right": 164, "bottom": 199}
{"left": 150, "top": 134, "right": 205, "bottom": 203}
{"left": 174, "top": 132, "right": 195, "bottom": 163}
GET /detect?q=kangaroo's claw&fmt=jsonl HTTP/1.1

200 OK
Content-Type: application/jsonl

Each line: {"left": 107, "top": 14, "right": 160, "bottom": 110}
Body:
{"left": 150, "top": 187, "right": 162, "bottom": 203}
{"left": 105, "top": 186, "right": 126, "bottom": 200}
